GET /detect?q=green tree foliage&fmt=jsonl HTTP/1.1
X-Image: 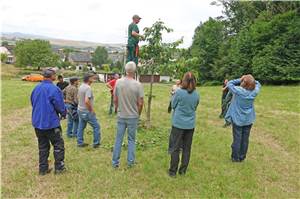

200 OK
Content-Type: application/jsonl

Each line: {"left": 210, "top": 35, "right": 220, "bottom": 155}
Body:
{"left": 92, "top": 46, "right": 108, "bottom": 66}
{"left": 140, "top": 20, "right": 182, "bottom": 127}
{"left": 190, "top": 18, "right": 225, "bottom": 82}
{"left": 1, "top": 41, "right": 9, "bottom": 46}
{"left": 190, "top": 1, "right": 300, "bottom": 83}
{"left": 251, "top": 11, "right": 300, "bottom": 82}
{"left": 15, "top": 39, "right": 59, "bottom": 70}
{"left": 111, "top": 60, "right": 122, "bottom": 73}
{"left": 102, "top": 64, "right": 111, "bottom": 72}
{"left": 1, "top": 53, "right": 8, "bottom": 63}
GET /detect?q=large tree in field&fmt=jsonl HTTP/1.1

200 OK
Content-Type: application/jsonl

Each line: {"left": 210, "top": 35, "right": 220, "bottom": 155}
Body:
{"left": 140, "top": 20, "right": 182, "bottom": 127}
{"left": 92, "top": 46, "right": 108, "bottom": 66}
{"left": 190, "top": 17, "right": 225, "bottom": 83}
{"left": 15, "top": 39, "right": 59, "bottom": 70}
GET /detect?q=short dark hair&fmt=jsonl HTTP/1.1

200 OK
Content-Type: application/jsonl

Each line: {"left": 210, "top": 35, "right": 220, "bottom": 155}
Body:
{"left": 181, "top": 72, "right": 197, "bottom": 93}
{"left": 70, "top": 77, "right": 79, "bottom": 84}
{"left": 83, "top": 73, "right": 96, "bottom": 83}
{"left": 58, "top": 75, "right": 63, "bottom": 79}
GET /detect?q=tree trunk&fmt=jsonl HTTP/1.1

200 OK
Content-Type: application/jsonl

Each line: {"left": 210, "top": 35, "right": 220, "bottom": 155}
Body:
{"left": 146, "top": 72, "right": 154, "bottom": 128}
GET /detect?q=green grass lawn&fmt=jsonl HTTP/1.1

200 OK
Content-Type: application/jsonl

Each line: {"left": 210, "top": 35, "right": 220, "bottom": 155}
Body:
{"left": 1, "top": 79, "right": 300, "bottom": 198}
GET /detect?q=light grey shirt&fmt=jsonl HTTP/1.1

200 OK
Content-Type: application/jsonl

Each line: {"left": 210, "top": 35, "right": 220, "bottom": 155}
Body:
{"left": 78, "top": 83, "right": 94, "bottom": 112}
{"left": 115, "top": 77, "right": 144, "bottom": 118}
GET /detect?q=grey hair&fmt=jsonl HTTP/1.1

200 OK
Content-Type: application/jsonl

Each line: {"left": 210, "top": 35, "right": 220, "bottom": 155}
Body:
{"left": 125, "top": 61, "right": 136, "bottom": 73}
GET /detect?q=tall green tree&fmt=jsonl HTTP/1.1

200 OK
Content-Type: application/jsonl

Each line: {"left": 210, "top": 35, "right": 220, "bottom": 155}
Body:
{"left": 92, "top": 46, "right": 108, "bottom": 66}
{"left": 15, "top": 39, "right": 59, "bottom": 70}
{"left": 190, "top": 1, "right": 300, "bottom": 83}
{"left": 251, "top": 10, "right": 300, "bottom": 82}
{"left": 140, "top": 20, "right": 182, "bottom": 127}
{"left": 190, "top": 17, "right": 225, "bottom": 83}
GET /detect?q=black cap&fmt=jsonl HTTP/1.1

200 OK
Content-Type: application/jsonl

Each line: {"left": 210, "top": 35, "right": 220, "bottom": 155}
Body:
{"left": 42, "top": 68, "right": 56, "bottom": 78}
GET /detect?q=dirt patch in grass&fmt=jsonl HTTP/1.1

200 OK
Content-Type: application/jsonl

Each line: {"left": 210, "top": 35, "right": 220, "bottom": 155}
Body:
{"left": 2, "top": 107, "right": 31, "bottom": 132}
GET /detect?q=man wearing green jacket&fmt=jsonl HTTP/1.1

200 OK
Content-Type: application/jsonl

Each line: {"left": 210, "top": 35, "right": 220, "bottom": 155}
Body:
{"left": 127, "top": 14, "right": 144, "bottom": 65}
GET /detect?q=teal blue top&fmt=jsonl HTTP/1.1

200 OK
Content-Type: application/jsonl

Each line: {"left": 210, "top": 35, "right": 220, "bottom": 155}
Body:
{"left": 171, "top": 88, "right": 200, "bottom": 129}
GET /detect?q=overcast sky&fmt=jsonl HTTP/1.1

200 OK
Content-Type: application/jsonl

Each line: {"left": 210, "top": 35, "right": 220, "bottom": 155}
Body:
{"left": 0, "top": 0, "right": 223, "bottom": 48}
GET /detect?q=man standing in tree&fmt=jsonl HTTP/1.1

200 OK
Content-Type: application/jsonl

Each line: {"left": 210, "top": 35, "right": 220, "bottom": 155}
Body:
{"left": 127, "top": 14, "right": 144, "bottom": 65}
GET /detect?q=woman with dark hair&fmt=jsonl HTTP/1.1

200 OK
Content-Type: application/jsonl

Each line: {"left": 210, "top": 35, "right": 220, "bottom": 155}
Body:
{"left": 168, "top": 72, "right": 200, "bottom": 177}
{"left": 225, "top": 74, "right": 261, "bottom": 162}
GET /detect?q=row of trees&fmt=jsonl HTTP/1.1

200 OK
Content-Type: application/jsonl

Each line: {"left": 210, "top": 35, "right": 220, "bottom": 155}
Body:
{"left": 189, "top": 1, "right": 300, "bottom": 83}
{"left": 14, "top": 40, "right": 122, "bottom": 72}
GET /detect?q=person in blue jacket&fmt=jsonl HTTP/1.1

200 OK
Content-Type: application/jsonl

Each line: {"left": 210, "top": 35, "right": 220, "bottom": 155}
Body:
{"left": 225, "top": 74, "right": 261, "bottom": 162}
{"left": 31, "top": 68, "right": 67, "bottom": 175}
{"left": 168, "top": 72, "right": 200, "bottom": 177}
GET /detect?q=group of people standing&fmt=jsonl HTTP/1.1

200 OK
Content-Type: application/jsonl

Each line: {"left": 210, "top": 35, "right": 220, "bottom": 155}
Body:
{"left": 31, "top": 63, "right": 261, "bottom": 177}
{"left": 30, "top": 13, "right": 261, "bottom": 176}
{"left": 30, "top": 62, "right": 144, "bottom": 174}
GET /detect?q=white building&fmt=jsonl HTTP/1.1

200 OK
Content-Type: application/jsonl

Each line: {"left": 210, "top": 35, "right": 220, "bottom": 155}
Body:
{"left": 0, "top": 46, "right": 14, "bottom": 64}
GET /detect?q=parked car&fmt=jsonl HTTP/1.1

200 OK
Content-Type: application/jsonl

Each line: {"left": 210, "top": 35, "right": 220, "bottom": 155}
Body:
{"left": 22, "top": 74, "right": 44, "bottom": 82}
{"left": 63, "top": 77, "right": 70, "bottom": 83}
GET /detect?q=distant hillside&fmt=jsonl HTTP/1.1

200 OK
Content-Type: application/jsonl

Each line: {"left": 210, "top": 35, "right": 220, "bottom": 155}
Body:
{"left": 1, "top": 32, "right": 125, "bottom": 52}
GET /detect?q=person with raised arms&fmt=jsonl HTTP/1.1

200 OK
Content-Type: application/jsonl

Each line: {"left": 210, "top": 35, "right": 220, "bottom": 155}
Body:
{"left": 225, "top": 74, "right": 261, "bottom": 162}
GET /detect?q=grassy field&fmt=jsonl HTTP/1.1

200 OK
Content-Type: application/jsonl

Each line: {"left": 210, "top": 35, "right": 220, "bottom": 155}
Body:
{"left": 1, "top": 77, "right": 300, "bottom": 198}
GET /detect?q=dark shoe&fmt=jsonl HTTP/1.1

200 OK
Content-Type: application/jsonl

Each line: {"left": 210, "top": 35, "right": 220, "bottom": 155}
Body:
{"left": 231, "top": 158, "right": 241, "bottom": 163}
{"left": 179, "top": 171, "right": 186, "bottom": 175}
{"left": 93, "top": 143, "right": 100, "bottom": 148}
{"left": 39, "top": 168, "right": 52, "bottom": 176}
{"left": 78, "top": 143, "right": 89, "bottom": 147}
{"left": 168, "top": 171, "right": 176, "bottom": 177}
{"left": 54, "top": 167, "right": 66, "bottom": 175}
{"left": 112, "top": 164, "right": 119, "bottom": 169}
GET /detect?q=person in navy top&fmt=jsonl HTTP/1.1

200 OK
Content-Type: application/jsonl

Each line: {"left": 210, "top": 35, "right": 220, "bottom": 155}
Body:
{"left": 168, "top": 72, "right": 200, "bottom": 177}
{"left": 225, "top": 74, "right": 261, "bottom": 162}
{"left": 31, "top": 68, "right": 67, "bottom": 175}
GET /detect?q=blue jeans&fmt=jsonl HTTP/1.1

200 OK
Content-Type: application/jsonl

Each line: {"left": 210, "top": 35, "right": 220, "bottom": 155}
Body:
{"left": 231, "top": 123, "right": 252, "bottom": 161}
{"left": 77, "top": 110, "right": 101, "bottom": 146}
{"left": 112, "top": 117, "right": 138, "bottom": 166}
{"left": 66, "top": 104, "right": 78, "bottom": 137}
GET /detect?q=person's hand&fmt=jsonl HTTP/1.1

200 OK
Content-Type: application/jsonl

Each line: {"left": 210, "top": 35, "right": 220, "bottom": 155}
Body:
{"left": 140, "top": 35, "right": 145, "bottom": 41}
{"left": 240, "top": 75, "right": 246, "bottom": 81}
